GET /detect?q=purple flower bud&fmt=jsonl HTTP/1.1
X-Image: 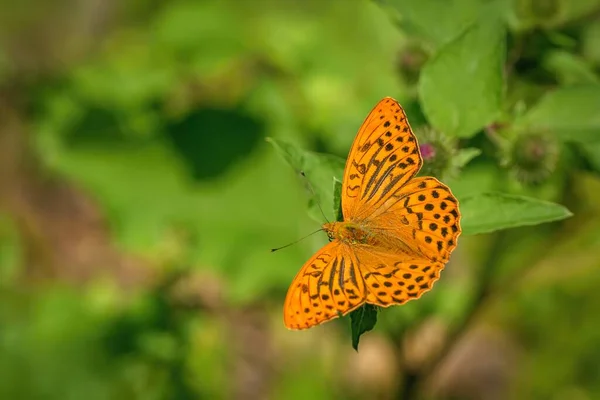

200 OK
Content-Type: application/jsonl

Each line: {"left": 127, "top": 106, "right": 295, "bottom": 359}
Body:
{"left": 420, "top": 143, "right": 436, "bottom": 160}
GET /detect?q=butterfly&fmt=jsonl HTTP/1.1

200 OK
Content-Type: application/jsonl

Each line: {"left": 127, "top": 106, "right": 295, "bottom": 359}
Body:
{"left": 283, "top": 97, "right": 462, "bottom": 330}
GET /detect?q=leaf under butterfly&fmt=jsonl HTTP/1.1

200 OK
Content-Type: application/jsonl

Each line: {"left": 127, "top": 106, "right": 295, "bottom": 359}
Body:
{"left": 350, "top": 304, "right": 378, "bottom": 351}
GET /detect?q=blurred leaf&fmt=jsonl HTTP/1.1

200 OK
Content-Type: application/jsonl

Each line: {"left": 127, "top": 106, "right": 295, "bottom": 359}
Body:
{"left": 138, "top": 331, "right": 179, "bottom": 363}
{"left": 460, "top": 192, "right": 573, "bottom": 235}
{"left": 71, "top": 43, "right": 175, "bottom": 111}
{"left": 579, "top": 141, "right": 600, "bottom": 174}
{"left": 333, "top": 177, "right": 343, "bottom": 222}
{"left": 385, "top": 0, "right": 488, "bottom": 46}
{"left": 40, "top": 133, "right": 309, "bottom": 304}
{"left": 454, "top": 147, "right": 482, "bottom": 168}
{"left": 550, "top": 0, "right": 600, "bottom": 27}
{"left": 543, "top": 50, "right": 599, "bottom": 85}
{"left": 583, "top": 19, "right": 600, "bottom": 66}
{"left": 545, "top": 31, "right": 579, "bottom": 49}
{"left": 272, "top": 350, "right": 336, "bottom": 399}
{"left": 419, "top": 15, "right": 506, "bottom": 138}
{"left": 0, "top": 288, "right": 119, "bottom": 400}
{"left": 349, "top": 304, "right": 378, "bottom": 351}
{"left": 507, "top": 0, "right": 600, "bottom": 31}
{"left": 154, "top": 1, "right": 244, "bottom": 67}
{"left": 514, "top": 85, "right": 600, "bottom": 143}
{"left": 0, "top": 214, "right": 21, "bottom": 285}
{"left": 267, "top": 137, "right": 345, "bottom": 222}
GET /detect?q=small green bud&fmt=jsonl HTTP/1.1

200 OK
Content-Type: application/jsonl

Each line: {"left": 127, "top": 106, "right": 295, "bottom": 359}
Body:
{"left": 397, "top": 42, "right": 429, "bottom": 85}
{"left": 503, "top": 131, "right": 559, "bottom": 185}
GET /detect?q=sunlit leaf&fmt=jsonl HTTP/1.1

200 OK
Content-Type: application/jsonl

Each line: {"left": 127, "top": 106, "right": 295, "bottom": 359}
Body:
{"left": 460, "top": 192, "right": 573, "bottom": 235}
{"left": 419, "top": 15, "right": 506, "bottom": 138}
{"left": 514, "top": 85, "right": 600, "bottom": 143}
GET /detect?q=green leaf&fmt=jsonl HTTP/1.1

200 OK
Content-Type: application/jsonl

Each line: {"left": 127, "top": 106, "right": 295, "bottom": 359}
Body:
{"left": 543, "top": 50, "right": 599, "bottom": 85}
{"left": 385, "top": 0, "right": 489, "bottom": 47}
{"left": 349, "top": 304, "right": 378, "bottom": 352}
{"left": 582, "top": 19, "right": 600, "bottom": 66}
{"left": 578, "top": 141, "right": 600, "bottom": 174}
{"left": 419, "top": 15, "right": 506, "bottom": 138}
{"left": 513, "top": 85, "right": 600, "bottom": 143}
{"left": 548, "top": 0, "right": 600, "bottom": 28}
{"left": 460, "top": 192, "right": 573, "bottom": 235}
{"left": 506, "top": 0, "right": 600, "bottom": 31}
{"left": 454, "top": 147, "right": 482, "bottom": 168}
{"left": 267, "top": 138, "right": 345, "bottom": 222}
{"left": 333, "top": 177, "right": 344, "bottom": 222}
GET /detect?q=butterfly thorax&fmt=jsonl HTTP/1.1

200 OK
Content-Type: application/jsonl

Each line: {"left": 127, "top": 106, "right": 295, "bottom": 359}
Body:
{"left": 323, "top": 222, "right": 373, "bottom": 245}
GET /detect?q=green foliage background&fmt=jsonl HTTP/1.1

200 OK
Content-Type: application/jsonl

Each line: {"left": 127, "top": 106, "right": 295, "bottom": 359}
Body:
{"left": 0, "top": 0, "right": 599, "bottom": 399}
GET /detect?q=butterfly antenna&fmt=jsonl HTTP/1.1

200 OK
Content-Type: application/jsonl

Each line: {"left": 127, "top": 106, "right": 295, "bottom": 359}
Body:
{"left": 271, "top": 228, "right": 324, "bottom": 253}
{"left": 300, "top": 170, "right": 330, "bottom": 223}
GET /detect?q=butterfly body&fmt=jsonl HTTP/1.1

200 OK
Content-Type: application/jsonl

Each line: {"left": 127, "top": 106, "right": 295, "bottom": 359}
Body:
{"left": 323, "top": 222, "right": 373, "bottom": 245}
{"left": 283, "top": 97, "right": 461, "bottom": 331}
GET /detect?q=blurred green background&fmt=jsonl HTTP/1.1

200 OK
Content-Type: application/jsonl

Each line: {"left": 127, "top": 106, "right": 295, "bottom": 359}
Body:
{"left": 1, "top": 0, "right": 600, "bottom": 399}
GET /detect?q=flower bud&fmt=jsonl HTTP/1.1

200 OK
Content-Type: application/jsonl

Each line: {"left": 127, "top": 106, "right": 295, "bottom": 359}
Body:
{"left": 414, "top": 126, "right": 458, "bottom": 180}
{"left": 503, "top": 131, "right": 559, "bottom": 185}
{"left": 397, "top": 42, "right": 429, "bottom": 85}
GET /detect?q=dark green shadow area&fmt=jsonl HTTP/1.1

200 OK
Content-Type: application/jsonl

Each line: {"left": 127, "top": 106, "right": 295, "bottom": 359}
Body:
{"left": 165, "top": 106, "right": 264, "bottom": 181}
{"left": 64, "top": 105, "right": 138, "bottom": 147}
{"left": 62, "top": 102, "right": 264, "bottom": 182}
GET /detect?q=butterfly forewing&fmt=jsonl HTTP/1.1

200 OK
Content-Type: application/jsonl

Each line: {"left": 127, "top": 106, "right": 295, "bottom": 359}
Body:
{"left": 342, "top": 97, "right": 423, "bottom": 221}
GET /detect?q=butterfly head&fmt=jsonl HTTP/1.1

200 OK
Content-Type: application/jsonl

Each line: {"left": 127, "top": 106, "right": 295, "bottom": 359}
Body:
{"left": 323, "top": 222, "right": 337, "bottom": 241}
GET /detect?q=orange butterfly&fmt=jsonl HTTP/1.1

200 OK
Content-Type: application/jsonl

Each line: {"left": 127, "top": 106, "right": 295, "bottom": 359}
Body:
{"left": 284, "top": 97, "right": 462, "bottom": 330}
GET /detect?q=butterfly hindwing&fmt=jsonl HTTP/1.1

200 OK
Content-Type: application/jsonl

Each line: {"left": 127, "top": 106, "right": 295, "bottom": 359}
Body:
{"left": 368, "top": 177, "right": 462, "bottom": 263}
{"left": 353, "top": 246, "right": 445, "bottom": 307}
